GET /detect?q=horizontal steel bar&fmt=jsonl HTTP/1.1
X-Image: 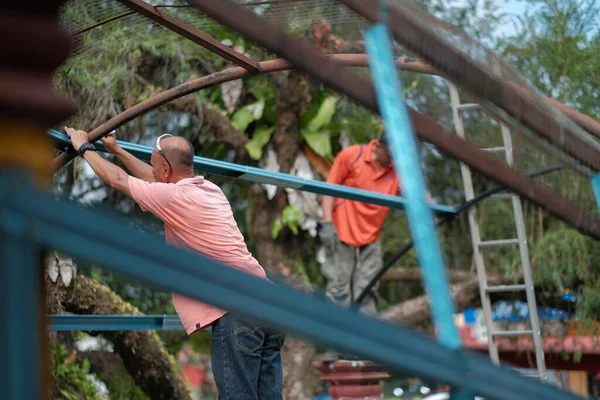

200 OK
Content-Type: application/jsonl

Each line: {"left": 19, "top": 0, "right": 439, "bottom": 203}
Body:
{"left": 48, "top": 129, "right": 456, "bottom": 215}
{"left": 48, "top": 315, "right": 184, "bottom": 331}
{"left": 492, "top": 330, "right": 534, "bottom": 337}
{"left": 0, "top": 173, "right": 581, "bottom": 400}
{"left": 485, "top": 284, "right": 527, "bottom": 293}
{"left": 478, "top": 239, "right": 519, "bottom": 247}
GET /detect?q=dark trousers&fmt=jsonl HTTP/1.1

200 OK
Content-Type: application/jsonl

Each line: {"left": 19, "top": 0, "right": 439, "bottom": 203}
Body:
{"left": 211, "top": 313, "right": 286, "bottom": 400}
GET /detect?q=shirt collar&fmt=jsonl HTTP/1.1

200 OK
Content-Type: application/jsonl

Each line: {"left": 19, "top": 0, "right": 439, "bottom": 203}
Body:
{"left": 176, "top": 176, "right": 204, "bottom": 186}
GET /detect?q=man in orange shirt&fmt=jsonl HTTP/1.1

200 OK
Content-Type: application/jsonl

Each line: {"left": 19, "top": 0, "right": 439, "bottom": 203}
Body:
{"left": 320, "top": 133, "right": 400, "bottom": 315}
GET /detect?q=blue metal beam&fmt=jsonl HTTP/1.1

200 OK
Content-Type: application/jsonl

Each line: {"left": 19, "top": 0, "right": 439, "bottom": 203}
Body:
{"left": 365, "top": 23, "right": 461, "bottom": 349}
{"left": 592, "top": 173, "right": 600, "bottom": 213}
{"left": 0, "top": 198, "right": 41, "bottom": 400}
{"left": 48, "top": 129, "right": 456, "bottom": 216}
{"left": 48, "top": 315, "right": 184, "bottom": 331}
{"left": 0, "top": 173, "right": 581, "bottom": 400}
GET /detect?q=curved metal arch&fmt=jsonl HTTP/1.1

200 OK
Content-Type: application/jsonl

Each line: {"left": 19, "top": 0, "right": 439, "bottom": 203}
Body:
{"left": 52, "top": 53, "right": 434, "bottom": 171}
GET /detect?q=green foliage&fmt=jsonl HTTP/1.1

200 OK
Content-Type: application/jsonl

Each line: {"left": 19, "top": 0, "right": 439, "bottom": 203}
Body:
{"left": 300, "top": 95, "right": 339, "bottom": 158}
{"left": 500, "top": 0, "right": 600, "bottom": 119}
{"left": 100, "top": 363, "right": 150, "bottom": 400}
{"left": 272, "top": 206, "right": 305, "bottom": 239}
{"left": 246, "top": 125, "right": 276, "bottom": 160}
{"left": 52, "top": 342, "right": 103, "bottom": 400}
{"left": 230, "top": 100, "right": 265, "bottom": 131}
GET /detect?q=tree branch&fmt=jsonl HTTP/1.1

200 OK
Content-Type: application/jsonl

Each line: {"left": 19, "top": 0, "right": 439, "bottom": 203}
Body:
{"left": 380, "top": 277, "right": 481, "bottom": 326}
{"left": 201, "top": 102, "right": 249, "bottom": 156}
{"left": 380, "top": 273, "right": 512, "bottom": 327}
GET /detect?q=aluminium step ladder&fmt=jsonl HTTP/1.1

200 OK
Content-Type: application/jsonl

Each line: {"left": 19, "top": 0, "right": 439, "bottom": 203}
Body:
{"left": 447, "top": 83, "right": 547, "bottom": 381}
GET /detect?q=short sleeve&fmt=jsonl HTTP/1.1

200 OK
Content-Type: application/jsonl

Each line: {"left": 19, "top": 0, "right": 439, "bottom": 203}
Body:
{"left": 326, "top": 146, "right": 357, "bottom": 185}
{"left": 128, "top": 176, "right": 175, "bottom": 217}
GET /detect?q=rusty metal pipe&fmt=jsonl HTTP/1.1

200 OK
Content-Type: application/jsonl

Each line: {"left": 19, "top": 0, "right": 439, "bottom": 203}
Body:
{"left": 181, "top": 0, "right": 600, "bottom": 239}
{"left": 116, "top": 0, "right": 259, "bottom": 72}
{"left": 51, "top": 54, "right": 431, "bottom": 171}
{"left": 337, "top": 0, "right": 600, "bottom": 171}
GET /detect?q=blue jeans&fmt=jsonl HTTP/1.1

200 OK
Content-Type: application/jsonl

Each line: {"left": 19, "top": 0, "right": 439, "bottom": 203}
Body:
{"left": 211, "top": 313, "right": 285, "bottom": 400}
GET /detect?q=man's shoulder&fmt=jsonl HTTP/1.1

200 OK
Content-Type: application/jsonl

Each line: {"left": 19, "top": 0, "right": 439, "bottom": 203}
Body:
{"left": 336, "top": 143, "right": 364, "bottom": 160}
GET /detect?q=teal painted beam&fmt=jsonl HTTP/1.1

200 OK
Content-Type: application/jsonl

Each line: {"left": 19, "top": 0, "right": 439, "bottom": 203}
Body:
{"left": 364, "top": 23, "right": 461, "bottom": 350}
{"left": 592, "top": 173, "right": 600, "bottom": 213}
{"left": 48, "top": 129, "right": 456, "bottom": 215}
{"left": 48, "top": 315, "right": 184, "bottom": 331}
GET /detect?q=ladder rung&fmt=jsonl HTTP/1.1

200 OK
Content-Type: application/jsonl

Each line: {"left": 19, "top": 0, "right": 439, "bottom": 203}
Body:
{"left": 511, "top": 369, "right": 541, "bottom": 378}
{"left": 521, "top": 373, "right": 540, "bottom": 378}
{"left": 458, "top": 103, "right": 480, "bottom": 111}
{"left": 478, "top": 239, "right": 519, "bottom": 247}
{"left": 485, "top": 284, "right": 527, "bottom": 293}
{"left": 489, "top": 193, "right": 513, "bottom": 200}
{"left": 492, "top": 329, "right": 533, "bottom": 337}
{"left": 482, "top": 146, "right": 505, "bottom": 152}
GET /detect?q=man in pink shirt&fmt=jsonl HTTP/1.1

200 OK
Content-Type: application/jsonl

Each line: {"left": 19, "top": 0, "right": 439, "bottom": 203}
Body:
{"left": 65, "top": 127, "right": 285, "bottom": 400}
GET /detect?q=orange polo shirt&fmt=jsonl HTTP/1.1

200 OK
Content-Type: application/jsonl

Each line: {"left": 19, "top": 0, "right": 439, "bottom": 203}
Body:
{"left": 327, "top": 140, "right": 400, "bottom": 247}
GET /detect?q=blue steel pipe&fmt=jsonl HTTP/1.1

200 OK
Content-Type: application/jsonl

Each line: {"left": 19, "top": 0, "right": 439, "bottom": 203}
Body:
{"left": 48, "top": 129, "right": 456, "bottom": 215}
{"left": 364, "top": 24, "right": 461, "bottom": 350}
{"left": 48, "top": 315, "right": 184, "bottom": 331}
{"left": 592, "top": 174, "right": 600, "bottom": 213}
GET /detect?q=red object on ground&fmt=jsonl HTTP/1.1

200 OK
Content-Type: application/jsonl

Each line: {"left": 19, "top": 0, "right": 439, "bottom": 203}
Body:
{"left": 181, "top": 364, "right": 207, "bottom": 389}
{"left": 315, "top": 360, "right": 390, "bottom": 399}
{"left": 460, "top": 328, "right": 600, "bottom": 372}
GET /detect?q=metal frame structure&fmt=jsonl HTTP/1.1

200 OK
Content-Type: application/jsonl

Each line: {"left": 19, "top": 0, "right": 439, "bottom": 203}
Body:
{"left": 338, "top": 0, "right": 600, "bottom": 173}
{"left": 3, "top": 0, "right": 600, "bottom": 398}
{"left": 52, "top": 2, "right": 600, "bottom": 241}
{"left": 0, "top": 173, "right": 582, "bottom": 400}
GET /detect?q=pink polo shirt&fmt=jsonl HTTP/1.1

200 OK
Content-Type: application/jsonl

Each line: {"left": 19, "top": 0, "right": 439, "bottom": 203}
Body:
{"left": 128, "top": 175, "right": 267, "bottom": 335}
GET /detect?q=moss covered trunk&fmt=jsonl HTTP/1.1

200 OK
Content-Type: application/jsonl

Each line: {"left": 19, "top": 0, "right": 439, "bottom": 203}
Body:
{"left": 51, "top": 275, "right": 191, "bottom": 400}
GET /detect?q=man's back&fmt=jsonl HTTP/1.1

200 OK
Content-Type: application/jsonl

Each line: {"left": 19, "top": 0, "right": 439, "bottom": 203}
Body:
{"left": 326, "top": 141, "right": 399, "bottom": 247}
{"left": 128, "top": 175, "right": 266, "bottom": 332}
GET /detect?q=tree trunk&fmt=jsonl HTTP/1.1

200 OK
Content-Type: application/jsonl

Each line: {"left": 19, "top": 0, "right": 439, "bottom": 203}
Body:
{"left": 380, "top": 277, "right": 481, "bottom": 326}
{"left": 251, "top": 69, "right": 316, "bottom": 399}
{"left": 52, "top": 275, "right": 191, "bottom": 400}
{"left": 380, "top": 272, "right": 513, "bottom": 326}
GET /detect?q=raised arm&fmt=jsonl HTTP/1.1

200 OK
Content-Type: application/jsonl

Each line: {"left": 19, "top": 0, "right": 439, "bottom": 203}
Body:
{"left": 65, "top": 127, "right": 131, "bottom": 196}
{"left": 101, "top": 133, "right": 155, "bottom": 182}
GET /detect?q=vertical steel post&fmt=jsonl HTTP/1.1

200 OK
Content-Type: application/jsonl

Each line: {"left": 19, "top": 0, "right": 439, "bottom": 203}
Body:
{"left": 364, "top": 23, "right": 461, "bottom": 349}
{"left": 0, "top": 188, "right": 41, "bottom": 399}
{"left": 592, "top": 174, "right": 600, "bottom": 213}
{"left": 0, "top": 2, "right": 76, "bottom": 398}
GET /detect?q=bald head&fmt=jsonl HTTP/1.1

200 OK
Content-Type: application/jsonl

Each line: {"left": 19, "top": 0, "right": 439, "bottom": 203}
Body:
{"left": 160, "top": 136, "right": 195, "bottom": 173}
